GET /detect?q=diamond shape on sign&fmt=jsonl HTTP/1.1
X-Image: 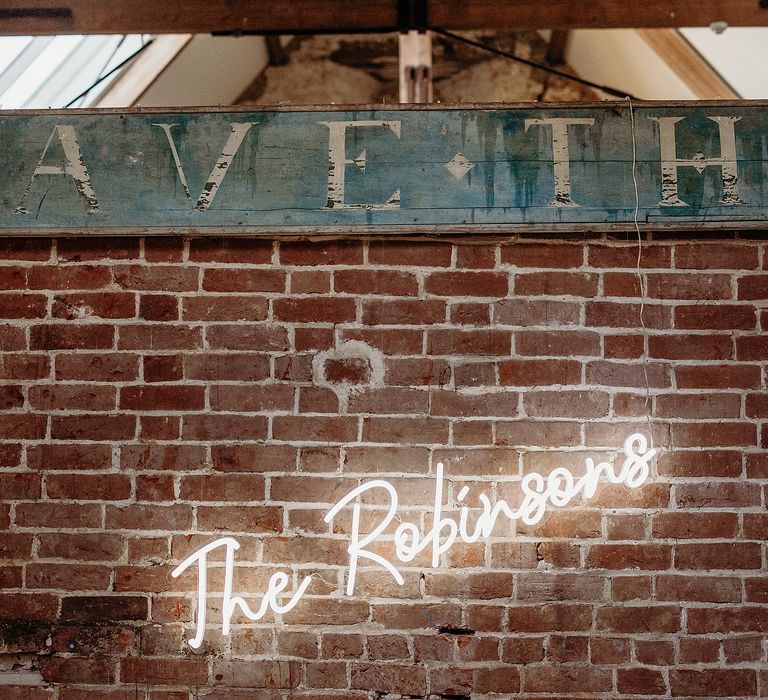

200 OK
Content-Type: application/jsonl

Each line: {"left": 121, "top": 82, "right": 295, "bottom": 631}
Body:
{"left": 444, "top": 153, "right": 474, "bottom": 181}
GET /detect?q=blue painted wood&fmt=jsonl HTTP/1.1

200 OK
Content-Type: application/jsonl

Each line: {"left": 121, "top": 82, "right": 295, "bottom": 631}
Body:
{"left": 0, "top": 103, "right": 766, "bottom": 234}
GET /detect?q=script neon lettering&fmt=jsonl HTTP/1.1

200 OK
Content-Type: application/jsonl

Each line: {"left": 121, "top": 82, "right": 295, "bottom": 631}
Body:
{"left": 173, "top": 433, "right": 655, "bottom": 648}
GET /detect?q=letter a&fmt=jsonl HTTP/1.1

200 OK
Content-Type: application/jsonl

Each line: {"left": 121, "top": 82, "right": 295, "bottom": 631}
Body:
{"left": 15, "top": 125, "right": 100, "bottom": 214}
{"left": 154, "top": 122, "right": 256, "bottom": 211}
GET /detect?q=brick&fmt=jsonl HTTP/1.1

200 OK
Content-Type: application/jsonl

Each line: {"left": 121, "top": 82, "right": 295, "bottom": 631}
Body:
{"left": 51, "top": 414, "right": 135, "bottom": 440}
{"left": 182, "top": 414, "right": 268, "bottom": 441}
{"left": 450, "top": 301, "right": 490, "bottom": 325}
{"left": 120, "top": 657, "right": 207, "bottom": 684}
{"left": 273, "top": 296, "right": 355, "bottom": 322}
{"left": 524, "top": 390, "right": 609, "bottom": 418}
{"left": 27, "top": 443, "right": 113, "bottom": 470}
{"left": 428, "top": 329, "right": 510, "bottom": 356}
{"left": 688, "top": 606, "right": 768, "bottom": 634}
{"left": 38, "top": 533, "right": 124, "bottom": 560}
{"left": 646, "top": 273, "right": 732, "bottom": 299}
{"left": 656, "top": 450, "right": 741, "bottom": 477}
{"left": 363, "top": 417, "right": 448, "bottom": 444}
{"left": 184, "top": 295, "right": 268, "bottom": 321}
{"left": 737, "top": 335, "right": 768, "bottom": 359}
{"left": 28, "top": 265, "right": 111, "bottom": 289}
{"left": 431, "top": 389, "right": 518, "bottom": 417}
{"left": 203, "top": 267, "right": 285, "bottom": 292}
{"left": 206, "top": 325, "right": 289, "bottom": 350}
{"left": 675, "top": 363, "right": 760, "bottom": 389}
{"left": 139, "top": 294, "right": 178, "bottom": 321}
{"left": 106, "top": 504, "right": 192, "bottom": 531}
{"left": 523, "top": 666, "right": 612, "bottom": 694}
{"left": 0, "top": 472, "right": 41, "bottom": 499}
{"left": 336, "top": 269, "right": 418, "bottom": 295}
{"left": 27, "top": 564, "right": 110, "bottom": 590}
{"left": 212, "top": 444, "right": 297, "bottom": 472}
{"left": 656, "top": 574, "right": 742, "bottom": 603}
{"left": 0, "top": 324, "right": 25, "bottom": 350}
{"left": 677, "top": 482, "right": 761, "bottom": 511}
{"left": 498, "top": 359, "right": 580, "bottom": 386}
{"left": 120, "top": 384, "right": 204, "bottom": 411}
{"left": 113, "top": 264, "right": 198, "bottom": 291}
{"left": 617, "top": 668, "right": 667, "bottom": 695}
{"left": 456, "top": 244, "right": 496, "bottom": 269}
{"left": 501, "top": 243, "right": 583, "bottom": 267}
{"left": 508, "top": 604, "right": 592, "bottom": 632}
{"left": 28, "top": 384, "right": 116, "bottom": 411}
{"left": 47, "top": 473, "right": 130, "bottom": 501}
{"left": 588, "top": 243, "right": 671, "bottom": 268}
{"left": 516, "top": 329, "right": 599, "bottom": 356}
{"left": 649, "top": 333, "right": 732, "bottom": 359}
{"left": 341, "top": 328, "right": 423, "bottom": 354}
{"left": 351, "top": 663, "right": 426, "bottom": 695}
{"left": 596, "top": 605, "right": 679, "bottom": 632}
{"left": 0, "top": 266, "right": 26, "bottom": 290}
{"left": 52, "top": 292, "right": 135, "bottom": 319}
{"left": 516, "top": 270, "right": 597, "bottom": 296}
{"left": 676, "top": 542, "right": 762, "bottom": 570}
{"left": 495, "top": 298, "right": 580, "bottom": 326}
{"left": 57, "top": 237, "right": 139, "bottom": 261}
{"left": 656, "top": 392, "right": 741, "bottom": 418}
{"left": 0, "top": 593, "right": 58, "bottom": 621}
{"left": 652, "top": 511, "right": 739, "bottom": 538}
{"left": 0, "top": 413, "right": 47, "bottom": 439}
{"left": 55, "top": 352, "right": 138, "bottom": 381}
{"left": 144, "top": 236, "right": 184, "bottom": 262}
{"left": 189, "top": 238, "right": 272, "bottom": 263}
{"left": 670, "top": 669, "right": 756, "bottom": 697}
{"left": 118, "top": 324, "right": 202, "bottom": 350}
{"left": 211, "top": 384, "right": 294, "bottom": 412}
{"left": 198, "top": 505, "right": 282, "bottom": 532}
{"left": 426, "top": 270, "right": 508, "bottom": 297}
{"left": 0, "top": 353, "right": 50, "bottom": 379}
{"left": 586, "top": 544, "right": 671, "bottom": 570}
{"left": 384, "top": 358, "right": 450, "bottom": 386}
{"left": 362, "top": 298, "right": 445, "bottom": 324}
{"left": 31, "top": 324, "right": 114, "bottom": 350}
{"left": 280, "top": 240, "right": 362, "bottom": 265}
{"left": 676, "top": 243, "right": 758, "bottom": 269}
{"left": 290, "top": 270, "right": 330, "bottom": 293}
{"left": 368, "top": 240, "right": 451, "bottom": 266}
{"left": 0, "top": 237, "right": 50, "bottom": 260}
{"left": 675, "top": 303, "right": 756, "bottom": 329}
{"left": 737, "top": 274, "right": 768, "bottom": 299}
{"left": 0, "top": 293, "right": 47, "bottom": 318}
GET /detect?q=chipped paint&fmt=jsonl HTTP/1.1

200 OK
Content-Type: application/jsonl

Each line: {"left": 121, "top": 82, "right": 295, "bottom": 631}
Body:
{"left": 0, "top": 103, "right": 766, "bottom": 234}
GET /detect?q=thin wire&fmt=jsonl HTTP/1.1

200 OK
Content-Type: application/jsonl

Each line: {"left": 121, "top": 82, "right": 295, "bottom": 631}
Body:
{"left": 64, "top": 38, "right": 154, "bottom": 108}
{"left": 434, "top": 29, "right": 639, "bottom": 100}
{"left": 626, "top": 96, "right": 654, "bottom": 450}
{"left": 74, "top": 35, "right": 128, "bottom": 108}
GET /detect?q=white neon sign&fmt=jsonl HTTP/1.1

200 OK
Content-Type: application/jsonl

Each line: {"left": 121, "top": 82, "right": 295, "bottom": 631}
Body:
{"left": 172, "top": 433, "right": 655, "bottom": 648}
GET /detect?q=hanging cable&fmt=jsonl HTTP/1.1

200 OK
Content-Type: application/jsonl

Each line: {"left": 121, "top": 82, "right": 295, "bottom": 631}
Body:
{"left": 626, "top": 96, "right": 654, "bottom": 449}
{"left": 65, "top": 38, "right": 154, "bottom": 108}
{"left": 433, "top": 28, "right": 639, "bottom": 100}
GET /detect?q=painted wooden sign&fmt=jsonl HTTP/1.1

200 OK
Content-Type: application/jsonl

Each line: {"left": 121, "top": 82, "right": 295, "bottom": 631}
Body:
{"left": 1, "top": 102, "right": 766, "bottom": 235}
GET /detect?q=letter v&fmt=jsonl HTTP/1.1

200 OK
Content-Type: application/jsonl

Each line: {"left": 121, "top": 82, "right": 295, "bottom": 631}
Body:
{"left": 154, "top": 122, "right": 257, "bottom": 211}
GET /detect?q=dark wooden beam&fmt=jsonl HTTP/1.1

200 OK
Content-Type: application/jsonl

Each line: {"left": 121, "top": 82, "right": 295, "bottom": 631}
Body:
{"left": 1, "top": 0, "right": 768, "bottom": 35}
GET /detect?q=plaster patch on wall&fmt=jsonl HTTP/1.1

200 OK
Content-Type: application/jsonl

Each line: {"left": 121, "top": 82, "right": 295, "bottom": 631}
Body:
{"left": 313, "top": 339, "right": 385, "bottom": 412}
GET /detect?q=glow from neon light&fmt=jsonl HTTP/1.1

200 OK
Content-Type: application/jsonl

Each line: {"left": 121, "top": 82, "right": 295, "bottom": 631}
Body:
{"left": 171, "top": 537, "right": 312, "bottom": 649}
{"left": 173, "top": 433, "right": 655, "bottom": 648}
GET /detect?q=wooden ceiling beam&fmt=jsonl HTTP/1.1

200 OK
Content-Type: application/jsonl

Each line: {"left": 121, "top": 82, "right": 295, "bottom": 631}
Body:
{"left": 2, "top": 0, "right": 768, "bottom": 35}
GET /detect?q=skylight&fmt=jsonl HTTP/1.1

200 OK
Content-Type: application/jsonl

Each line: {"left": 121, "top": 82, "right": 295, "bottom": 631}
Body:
{"left": 0, "top": 34, "right": 148, "bottom": 109}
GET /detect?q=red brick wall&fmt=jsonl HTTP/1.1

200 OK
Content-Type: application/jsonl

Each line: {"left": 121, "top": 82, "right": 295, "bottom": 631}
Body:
{"left": 0, "top": 235, "right": 766, "bottom": 698}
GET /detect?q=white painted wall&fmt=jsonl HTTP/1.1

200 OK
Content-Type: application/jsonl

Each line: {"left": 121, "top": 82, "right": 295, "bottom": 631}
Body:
{"left": 137, "top": 34, "right": 268, "bottom": 107}
{"left": 566, "top": 29, "right": 697, "bottom": 100}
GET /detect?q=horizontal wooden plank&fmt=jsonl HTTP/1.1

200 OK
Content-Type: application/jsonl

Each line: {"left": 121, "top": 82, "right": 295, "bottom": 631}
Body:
{"left": 1, "top": 0, "right": 768, "bottom": 35}
{"left": 0, "top": 102, "right": 766, "bottom": 236}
